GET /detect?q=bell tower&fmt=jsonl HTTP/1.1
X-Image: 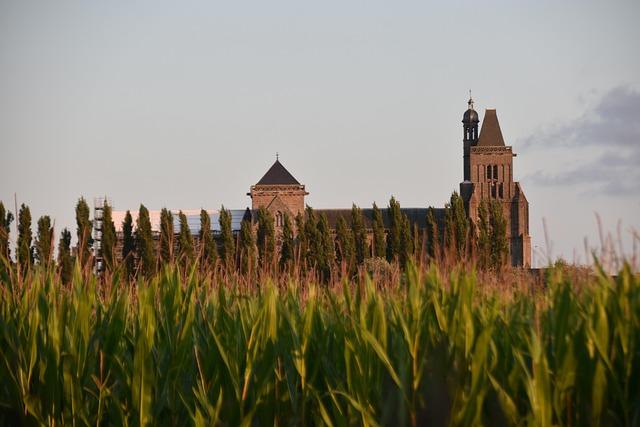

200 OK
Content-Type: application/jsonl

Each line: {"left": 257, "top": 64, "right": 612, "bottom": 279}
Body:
{"left": 460, "top": 98, "right": 532, "bottom": 267}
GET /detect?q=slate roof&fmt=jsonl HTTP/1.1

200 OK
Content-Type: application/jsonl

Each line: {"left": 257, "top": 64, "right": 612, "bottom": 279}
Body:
{"left": 477, "top": 109, "right": 506, "bottom": 147}
{"left": 256, "top": 160, "right": 300, "bottom": 185}
{"left": 111, "top": 209, "right": 248, "bottom": 234}
{"left": 316, "top": 208, "right": 446, "bottom": 229}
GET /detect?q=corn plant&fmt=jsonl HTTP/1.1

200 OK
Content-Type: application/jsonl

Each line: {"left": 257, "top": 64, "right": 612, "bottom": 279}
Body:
{"left": 0, "top": 259, "right": 639, "bottom": 426}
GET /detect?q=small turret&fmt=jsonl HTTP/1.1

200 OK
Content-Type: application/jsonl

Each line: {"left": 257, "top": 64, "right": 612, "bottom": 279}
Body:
{"left": 462, "top": 92, "right": 479, "bottom": 181}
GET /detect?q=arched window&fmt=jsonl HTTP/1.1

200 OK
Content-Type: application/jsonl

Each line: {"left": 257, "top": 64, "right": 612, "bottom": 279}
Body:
{"left": 491, "top": 182, "right": 497, "bottom": 198}
{"left": 499, "top": 183, "right": 504, "bottom": 198}
{"left": 493, "top": 165, "right": 499, "bottom": 181}
{"left": 487, "top": 165, "right": 492, "bottom": 180}
{"left": 275, "top": 211, "right": 283, "bottom": 227}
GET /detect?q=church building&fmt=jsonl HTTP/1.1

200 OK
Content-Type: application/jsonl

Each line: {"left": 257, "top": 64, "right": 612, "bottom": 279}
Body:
{"left": 96, "top": 96, "right": 531, "bottom": 269}
{"left": 247, "top": 97, "right": 531, "bottom": 267}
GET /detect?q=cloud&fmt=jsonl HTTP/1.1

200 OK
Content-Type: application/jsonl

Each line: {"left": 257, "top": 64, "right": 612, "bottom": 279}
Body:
{"left": 521, "top": 85, "right": 640, "bottom": 196}
{"left": 521, "top": 85, "right": 640, "bottom": 150}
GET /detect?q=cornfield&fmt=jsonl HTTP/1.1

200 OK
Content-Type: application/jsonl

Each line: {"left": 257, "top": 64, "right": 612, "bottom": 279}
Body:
{"left": 0, "top": 261, "right": 639, "bottom": 426}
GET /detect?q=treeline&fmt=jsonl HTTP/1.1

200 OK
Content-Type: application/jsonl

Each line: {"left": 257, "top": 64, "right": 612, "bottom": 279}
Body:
{"left": 0, "top": 193, "right": 509, "bottom": 283}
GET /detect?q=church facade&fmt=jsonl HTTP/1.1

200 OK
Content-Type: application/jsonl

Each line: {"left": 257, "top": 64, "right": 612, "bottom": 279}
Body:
{"left": 248, "top": 97, "right": 531, "bottom": 267}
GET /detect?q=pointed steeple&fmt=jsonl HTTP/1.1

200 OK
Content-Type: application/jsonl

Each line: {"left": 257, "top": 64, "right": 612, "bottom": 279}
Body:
{"left": 256, "top": 159, "right": 300, "bottom": 185}
{"left": 477, "top": 109, "right": 506, "bottom": 146}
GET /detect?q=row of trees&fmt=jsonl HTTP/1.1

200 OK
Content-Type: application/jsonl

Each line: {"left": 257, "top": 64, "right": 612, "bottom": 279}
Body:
{"left": 0, "top": 193, "right": 509, "bottom": 283}
{"left": 0, "top": 199, "right": 92, "bottom": 283}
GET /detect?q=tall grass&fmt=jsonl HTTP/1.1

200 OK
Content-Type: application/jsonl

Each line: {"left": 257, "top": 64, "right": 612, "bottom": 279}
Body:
{"left": 0, "top": 259, "right": 639, "bottom": 426}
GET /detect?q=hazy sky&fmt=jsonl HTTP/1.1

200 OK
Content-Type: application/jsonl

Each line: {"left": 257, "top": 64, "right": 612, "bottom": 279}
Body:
{"left": 1, "top": 0, "right": 639, "bottom": 266}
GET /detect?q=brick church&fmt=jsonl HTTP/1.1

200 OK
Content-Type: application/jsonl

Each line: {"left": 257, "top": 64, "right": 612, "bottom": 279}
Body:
{"left": 247, "top": 96, "right": 531, "bottom": 267}
{"left": 98, "top": 96, "right": 531, "bottom": 268}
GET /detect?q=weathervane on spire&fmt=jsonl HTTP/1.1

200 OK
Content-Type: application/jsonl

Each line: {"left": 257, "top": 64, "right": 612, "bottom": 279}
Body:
{"left": 468, "top": 89, "right": 474, "bottom": 110}
{"left": 276, "top": 152, "right": 279, "bottom": 161}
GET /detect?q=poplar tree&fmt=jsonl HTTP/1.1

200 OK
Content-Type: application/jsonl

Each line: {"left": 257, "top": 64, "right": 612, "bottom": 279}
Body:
{"left": 199, "top": 209, "right": 217, "bottom": 270}
{"left": 57, "top": 228, "right": 73, "bottom": 284}
{"left": 75, "top": 197, "right": 93, "bottom": 269}
{"left": 136, "top": 204, "right": 155, "bottom": 277}
{"left": 386, "top": 197, "right": 402, "bottom": 263}
{"left": 351, "top": 204, "right": 367, "bottom": 264}
{"left": 412, "top": 222, "right": 422, "bottom": 259}
{"left": 17, "top": 203, "right": 33, "bottom": 269}
{"left": 476, "top": 200, "right": 491, "bottom": 269}
{"left": 279, "top": 213, "right": 294, "bottom": 269}
{"left": 239, "top": 215, "right": 256, "bottom": 274}
{"left": 451, "top": 192, "right": 470, "bottom": 258}
{"left": 443, "top": 192, "right": 470, "bottom": 260}
{"left": 443, "top": 203, "right": 455, "bottom": 256}
{"left": 101, "top": 202, "right": 117, "bottom": 272}
{"left": 35, "top": 215, "right": 53, "bottom": 267}
{"left": 294, "top": 213, "right": 307, "bottom": 266}
{"left": 317, "top": 213, "right": 334, "bottom": 281}
{"left": 0, "top": 202, "right": 13, "bottom": 261}
{"left": 426, "top": 207, "right": 439, "bottom": 260}
{"left": 489, "top": 200, "right": 509, "bottom": 269}
{"left": 177, "top": 211, "right": 194, "bottom": 268}
{"left": 335, "top": 216, "right": 355, "bottom": 270}
{"left": 256, "top": 207, "right": 276, "bottom": 270}
{"left": 399, "top": 213, "right": 413, "bottom": 267}
{"left": 219, "top": 206, "right": 235, "bottom": 269}
{"left": 371, "top": 202, "right": 385, "bottom": 258}
{"left": 303, "top": 207, "right": 319, "bottom": 268}
{"left": 159, "top": 208, "right": 174, "bottom": 265}
{"left": 122, "top": 211, "right": 135, "bottom": 278}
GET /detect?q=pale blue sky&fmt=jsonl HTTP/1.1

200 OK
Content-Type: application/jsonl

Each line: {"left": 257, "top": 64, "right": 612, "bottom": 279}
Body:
{"left": 1, "top": 0, "right": 639, "bottom": 265}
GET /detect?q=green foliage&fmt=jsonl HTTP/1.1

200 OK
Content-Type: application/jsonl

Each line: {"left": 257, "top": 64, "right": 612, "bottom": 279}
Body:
{"left": 488, "top": 200, "right": 508, "bottom": 269}
{"left": 178, "top": 211, "right": 194, "bottom": 268}
{"left": 219, "top": 206, "right": 235, "bottom": 270}
{"left": 75, "top": 197, "right": 93, "bottom": 268}
{"left": 136, "top": 205, "right": 156, "bottom": 278}
{"left": 444, "top": 192, "right": 469, "bottom": 259}
{"left": 317, "top": 213, "right": 334, "bottom": 281}
{"left": 0, "top": 202, "right": 13, "bottom": 261}
{"left": 399, "top": 213, "right": 413, "bottom": 267}
{"left": 303, "top": 207, "right": 318, "bottom": 268}
{"left": 159, "top": 208, "right": 174, "bottom": 265}
{"left": 302, "top": 208, "right": 333, "bottom": 280}
{"left": 335, "top": 216, "right": 355, "bottom": 270}
{"left": 476, "top": 201, "right": 491, "bottom": 269}
{"left": 386, "top": 196, "right": 402, "bottom": 263}
{"left": 1, "top": 261, "right": 638, "bottom": 425}
{"left": 372, "top": 202, "right": 386, "bottom": 258}
{"left": 122, "top": 210, "right": 135, "bottom": 278}
{"left": 101, "top": 202, "right": 117, "bottom": 272}
{"left": 351, "top": 204, "right": 368, "bottom": 264}
{"left": 294, "top": 213, "right": 306, "bottom": 266}
{"left": 238, "top": 214, "right": 256, "bottom": 274}
{"left": 17, "top": 203, "right": 33, "bottom": 269}
{"left": 426, "top": 207, "right": 439, "bottom": 260}
{"left": 35, "top": 215, "right": 53, "bottom": 267}
{"left": 199, "top": 209, "right": 217, "bottom": 270}
{"left": 57, "top": 228, "right": 73, "bottom": 283}
{"left": 256, "top": 207, "right": 276, "bottom": 270}
{"left": 279, "top": 213, "right": 294, "bottom": 269}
